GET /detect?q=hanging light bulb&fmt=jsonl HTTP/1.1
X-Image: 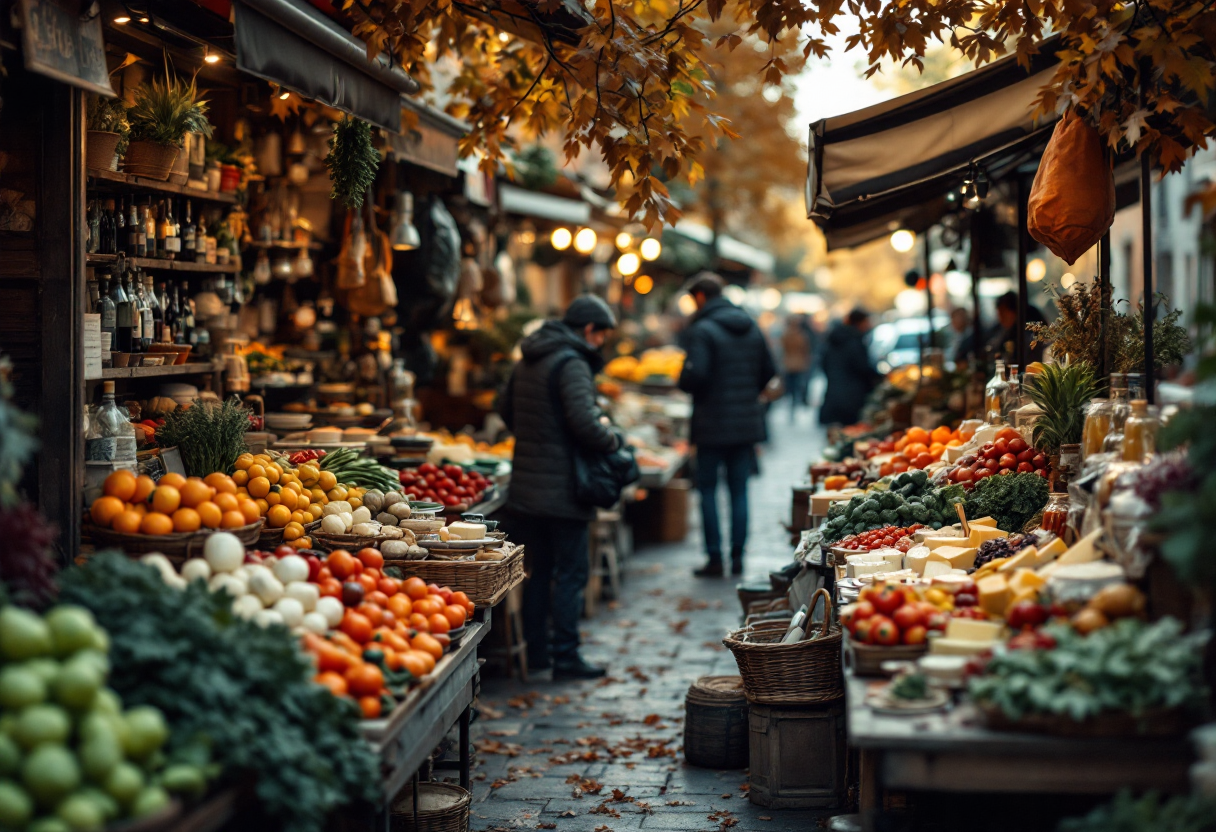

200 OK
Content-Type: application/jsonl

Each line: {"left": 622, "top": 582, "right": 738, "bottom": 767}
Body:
{"left": 890, "top": 229, "right": 915, "bottom": 253}
{"left": 639, "top": 238, "right": 662, "bottom": 261}
{"left": 634, "top": 275, "right": 654, "bottom": 294}
{"left": 203, "top": 48, "right": 220, "bottom": 64}
{"left": 974, "top": 168, "right": 990, "bottom": 199}
{"left": 574, "top": 228, "right": 597, "bottom": 254}
{"left": 390, "top": 192, "right": 421, "bottom": 251}
{"left": 615, "top": 232, "right": 633, "bottom": 250}
{"left": 551, "top": 227, "right": 573, "bottom": 250}
{"left": 617, "top": 252, "right": 641, "bottom": 276}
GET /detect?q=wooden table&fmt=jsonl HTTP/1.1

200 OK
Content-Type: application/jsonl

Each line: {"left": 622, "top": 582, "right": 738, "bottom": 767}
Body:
{"left": 846, "top": 674, "right": 1194, "bottom": 830}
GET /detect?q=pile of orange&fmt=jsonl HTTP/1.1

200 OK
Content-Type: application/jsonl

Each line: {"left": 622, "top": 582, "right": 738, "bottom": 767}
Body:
{"left": 878, "top": 424, "right": 973, "bottom": 475}
{"left": 89, "top": 469, "right": 261, "bottom": 536}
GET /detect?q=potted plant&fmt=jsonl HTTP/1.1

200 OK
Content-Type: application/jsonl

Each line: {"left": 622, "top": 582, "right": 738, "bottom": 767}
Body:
{"left": 124, "top": 70, "right": 212, "bottom": 180}
{"left": 1026, "top": 360, "right": 1099, "bottom": 483}
{"left": 85, "top": 95, "right": 130, "bottom": 171}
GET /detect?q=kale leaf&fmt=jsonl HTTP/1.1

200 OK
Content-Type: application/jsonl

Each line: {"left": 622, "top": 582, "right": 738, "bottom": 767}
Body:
{"left": 963, "top": 472, "right": 1049, "bottom": 533}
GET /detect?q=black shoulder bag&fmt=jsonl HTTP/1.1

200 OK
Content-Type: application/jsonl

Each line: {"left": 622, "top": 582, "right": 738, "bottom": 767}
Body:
{"left": 548, "top": 353, "right": 640, "bottom": 508}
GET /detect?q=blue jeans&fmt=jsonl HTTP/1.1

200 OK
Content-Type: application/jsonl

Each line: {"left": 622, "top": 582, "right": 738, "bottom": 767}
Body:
{"left": 695, "top": 445, "right": 753, "bottom": 563}
{"left": 504, "top": 512, "right": 590, "bottom": 661}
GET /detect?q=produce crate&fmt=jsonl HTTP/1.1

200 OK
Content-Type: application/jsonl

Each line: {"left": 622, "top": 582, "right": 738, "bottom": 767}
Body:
{"left": 387, "top": 547, "right": 525, "bottom": 607}
{"left": 84, "top": 520, "right": 263, "bottom": 560}
{"left": 747, "top": 702, "right": 846, "bottom": 808}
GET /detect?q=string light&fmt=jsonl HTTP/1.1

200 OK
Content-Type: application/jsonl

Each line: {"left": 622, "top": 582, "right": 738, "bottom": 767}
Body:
{"left": 551, "top": 228, "right": 572, "bottom": 250}
{"left": 617, "top": 253, "right": 641, "bottom": 276}
{"left": 639, "top": 238, "right": 662, "bottom": 261}
{"left": 890, "top": 229, "right": 915, "bottom": 253}
{"left": 114, "top": 16, "right": 130, "bottom": 23}
{"left": 1027, "top": 258, "right": 1047, "bottom": 282}
{"left": 634, "top": 275, "right": 654, "bottom": 294}
{"left": 615, "top": 232, "right": 633, "bottom": 250}
{"left": 204, "top": 50, "right": 220, "bottom": 64}
{"left": 573, "top": 228, "right": 597, "bottom": 254}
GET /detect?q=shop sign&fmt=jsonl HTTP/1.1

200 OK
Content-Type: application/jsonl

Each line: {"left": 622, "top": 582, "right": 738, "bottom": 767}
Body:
{"left": 18, "top": 0, "right": 116, "bottom": 96}
{"left": 386, "top": 123, "right": 459, "bottom": 178}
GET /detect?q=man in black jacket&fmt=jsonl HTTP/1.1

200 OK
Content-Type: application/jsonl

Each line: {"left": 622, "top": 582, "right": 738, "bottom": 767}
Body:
{"left": 678, "top": 274, "right": 777, "bottom": 577}
{"left": 499, "top": 295, "right": 621, "bottom": 679}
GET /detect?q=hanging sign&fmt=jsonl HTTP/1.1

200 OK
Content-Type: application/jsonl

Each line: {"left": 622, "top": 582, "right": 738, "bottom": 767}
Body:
{"left": 18, "top": 0, "right": 116, "bottom": 96}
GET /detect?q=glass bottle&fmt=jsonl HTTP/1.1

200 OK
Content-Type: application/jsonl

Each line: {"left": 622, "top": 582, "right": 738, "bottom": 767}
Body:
{"left": 135, "top": 201, "right": 148, "bottom": 258}
{"left": 985, "top": 360, "right": 1008, "bottom": 423}
{"left": 163, "top": 200, "right": 179, "bottom": 260}
{"left": 1101, "top": 373, "right": 1131, "bottom": 454}
{"left": 182, "top": 282, "right": 197, "bottom": 346}
{"left": 170, "top": 283, "right": 184, "bottom": 344}
{"left": 182, "top": 200, "right": 196, "bottom": 257}
{"left": 112, "top": 268, "right": 134, "bottom": 353}
{"left": 127, "top": 198, "right": 141, "bottom": 256}
{"left": 144, "top": 200, "right": 157, "bottom": 259}
{"left": 98, "top": 272, "right": 116, "bottom": 346}
{"left": 127, "top": 269, "right": 145, "bottom": 353}
{"left": 160, "top": 282, "right": 175, "bottom": 343}
{"left": 87, "top": 200, "right": 100, "bottom": 254}
{"left": 84, "top": 381, "right": 137, "bottom": 464}
{"left": 142, "top": 273, "right": 160, "bottom": 348}
{"left": 194, "top": 212, "right": 208, "bottom": 263}
{"left": 115, "top": 197, "right": 126, "bottom": 256}
{"left": 1041, "top": 491, "right": 1070, "bottom": 536}
{"left": 1080, "top": 397, "right": 1110, "bottom": 460}
{"left": 1121, "top": 400, "right": 1159, "bottom": 463}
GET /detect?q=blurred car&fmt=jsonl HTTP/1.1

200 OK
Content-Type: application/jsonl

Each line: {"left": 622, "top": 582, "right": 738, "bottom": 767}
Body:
{"left": 870, "top": 314, "right": 951, "bottom": 373}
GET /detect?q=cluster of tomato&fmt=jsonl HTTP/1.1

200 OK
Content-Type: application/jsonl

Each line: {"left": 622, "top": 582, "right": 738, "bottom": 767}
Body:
{"left": 836, "top": 524, "right": 924, "bottom": 552}
{"left": 288, "top": 449, "right": 326, "bottom": 465}
{"left": 840, "top": 583, "right": 951, "bottom": 647}
{"left": 946, "top": 427, "right": 1049, "bottom": 489}
{"left": 301, "top": 547, "right": 475, "bottom": 719}
{"left": 398, "top": 463, "right": 491, "bottom": 509}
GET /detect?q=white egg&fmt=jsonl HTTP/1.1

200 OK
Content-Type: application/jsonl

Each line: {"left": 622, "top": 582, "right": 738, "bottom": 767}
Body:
{"left": 180, "top": 558, "right": 212, "bottom": 584}
{"left": 203, "top": 532, "right": 245, "bottom": 573}
{"left": 272, "top": 597, "right": 305, "bottom": 627}
{"left": 273, "top": 555, "right": 310, "bottom": 584}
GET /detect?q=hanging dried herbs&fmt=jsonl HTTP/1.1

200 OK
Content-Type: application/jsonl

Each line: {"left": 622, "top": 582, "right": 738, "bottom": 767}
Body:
{"left": 324, "top": 116, "right": 379, "bottom": 208}
{"left": 154, "top": 399, "right": 250, "bottom": 477}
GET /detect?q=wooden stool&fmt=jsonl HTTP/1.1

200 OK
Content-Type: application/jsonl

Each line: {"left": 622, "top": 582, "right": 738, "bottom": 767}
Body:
{"left": 585, "top": 510, "right": 621, "bottom": 617}
{"left": 484, "top": 585, "right": 528, "bottom": 681}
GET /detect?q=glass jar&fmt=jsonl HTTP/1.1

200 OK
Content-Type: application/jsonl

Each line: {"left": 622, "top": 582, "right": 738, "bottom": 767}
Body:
{"left": 985, "top": 360, "right": 1009, "bottom": 424}
{"left": 1040, "top": 491, "right": 1070, "bottom": 537}
{"left": 1081, "top": 398, "right": 1111, "bottom": 460}
{"left": 1121, "top": 400, "right": 1159, "bottom": 463}
{"left": 1101, "top": 373, "right": 1131, "bottom": 454}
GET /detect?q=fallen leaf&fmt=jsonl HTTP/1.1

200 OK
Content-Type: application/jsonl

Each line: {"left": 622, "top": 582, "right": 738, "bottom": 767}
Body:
{"left": 538, "top": 824, "right": 557, "bottom": 830}
{"left": 759, "top": 816, "right": 772, "bottom": 821}
{"left": 558, "top": 810, "right": 577, "bottom": 818}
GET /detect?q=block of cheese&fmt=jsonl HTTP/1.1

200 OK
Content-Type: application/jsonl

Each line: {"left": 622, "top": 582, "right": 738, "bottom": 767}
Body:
{"left": 875, "top": 549, "right": 905, "bottom": 569}
{"left": 930, "top": 637, "right": 996, "bottom": 656}
{"left": 1057, "top": 527, "right": 1103, "bottom": 565}
{"left": 997, "top": 548, "right": 1037, "bottom": 573}
{"left": 922, "top": 560, "right": 954, "bottom": 579}
{"left": 969, "top": 516, "right": 998, "bottom": 527}
{"left": 845, "top": 560, "right": 895, "bottom": 579}
{"left": 968, "top": 525, "right": 1008, "bottom": 547}
{"left": 904, "top": 549, "right": 932, "bottom": 575}
{"left": 811, "top": 489, "right": 863, "bottom": 517}
{"left": 1034, "top": 536, "right": 1068, "bottom": 568}
{"left": 928, "top": 545, "right": 978, "bottom": 570}
{"left": 944, "top": 618, "right": 1004, "bottom": 642}
{"left": 1009, "top": 568, "right": 1047, "bottom": 593}
{"left": 922, "top": 534, "right": 967, "bottom": 550}
{"left": 977, "top": 574, "right": 1013, "bottom": 617}
{"left": 861, "top": 568, "right": 914, "bottom": 584}
{"left": 446, "top": 521, "right": 488, "bottom": 540}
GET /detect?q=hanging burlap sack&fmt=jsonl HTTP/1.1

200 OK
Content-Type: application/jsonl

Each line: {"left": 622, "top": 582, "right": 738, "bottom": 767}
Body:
{"left": 1027, "top": 112, "right": 1115, "bottom": 265}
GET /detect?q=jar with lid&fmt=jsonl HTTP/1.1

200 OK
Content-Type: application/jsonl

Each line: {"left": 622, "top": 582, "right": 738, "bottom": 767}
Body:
{"left": 1040, "top": 491, "right": 1070, "bottom": 537}
{"left": 1101, "top": 373, "right": 1131, "bottom": 454}
{"left": 1121, "top": 400, "right": 1159, "bottom": 463}
{"left": 1080, "top": 398, "right": 1111, "bottom": 460}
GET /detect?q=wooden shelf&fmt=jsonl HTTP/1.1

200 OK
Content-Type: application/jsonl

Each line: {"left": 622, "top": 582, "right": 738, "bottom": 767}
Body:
{"left": 98, "top": 360, "right": 224, "bottom": 380}
{"left": 244, "top": 240, "right": 321, "bottom": 251}
{"left": 86, "top": 253, "right": 239, "bottom": 274}
{"left": 87, "top": 168, "right": 237, "bottom": 204}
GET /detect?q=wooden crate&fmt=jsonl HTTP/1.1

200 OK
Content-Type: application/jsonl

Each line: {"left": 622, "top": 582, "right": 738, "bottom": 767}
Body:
{"left": 747, "top": 702, "right": 847, "bottom": 809}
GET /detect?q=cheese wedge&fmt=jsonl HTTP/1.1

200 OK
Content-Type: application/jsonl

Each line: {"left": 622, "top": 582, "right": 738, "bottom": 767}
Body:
{"left": 1034, "top": 536, "right": 1067, "bottom": 568}
{"left": 945, "top": 618, "right": 1004, "bottom": 641}
{"left": 928, "top": 545, "right": 978, "bottom": 570}
{"left": 904, "top": 549, "right": 932, "bottom": 575}
{"left": 977, "top": 573, "right": 1013, "bottom": 617}
{"left": 968, "top": 526, "right": 1008, "bottom": 547}
{"left": 997, "top": 548, "right": 1036, "bottom": 573}
{"left": 922, "top": 534, "right": 966, "bottom": 550}
{"left": 930, "top": 637, "right": 996, "bottom": 656}
{"left": 923, "top": 560, "right": 954, "bottom": 579}
{"left": 1009, "top": 568, "right": 1046, "bottom": 593}
{"left": 1057, "top": 527, "right": 1103, "bottom": 565}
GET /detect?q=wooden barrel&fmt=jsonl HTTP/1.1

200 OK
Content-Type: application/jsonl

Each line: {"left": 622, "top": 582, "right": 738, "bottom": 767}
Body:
{"left": 683, "top": 676, "right": 749, "bottom": 769}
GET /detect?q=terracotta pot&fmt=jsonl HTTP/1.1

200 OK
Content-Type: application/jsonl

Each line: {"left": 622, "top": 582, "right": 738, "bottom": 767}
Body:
{"left": 86, "top": 131, "right": 122, "bottom": 171}
{"left": 123, "top": 140, "right": 179, "bottom": 181}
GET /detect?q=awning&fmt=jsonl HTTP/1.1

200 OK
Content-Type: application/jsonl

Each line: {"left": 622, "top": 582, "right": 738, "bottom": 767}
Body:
{"left": 498, "top": 184, "right": 591, "bottom": 224}
{"left": 233, "top": 0, "right": 419, "bottom": 133}
{"left": 387, "top": 99, "right": 467, "bottom": 177}
{"left": 806, "top": 42, "right": 1061, "bottom": 249}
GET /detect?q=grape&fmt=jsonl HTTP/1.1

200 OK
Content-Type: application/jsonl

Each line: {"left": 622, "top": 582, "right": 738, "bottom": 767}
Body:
{"left": 1133, "top": 451, "right": 1195, "bottom": 509}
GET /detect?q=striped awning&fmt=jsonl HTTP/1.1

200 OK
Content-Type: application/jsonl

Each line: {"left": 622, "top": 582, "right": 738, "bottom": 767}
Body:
{"left": 806, "top": 43, "right": 1061, "bottom": 249}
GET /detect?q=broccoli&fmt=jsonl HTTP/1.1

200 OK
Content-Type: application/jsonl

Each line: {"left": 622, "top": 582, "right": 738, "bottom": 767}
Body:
{"left": 899, "top": 483, "right": 917, "bottom": 499}
{"left": 911, "top": 504, "right": 931, "bottom": 524}
{"left": 896, "top": 504, "right": 912, "bottom": 519}
{"left": 861, "top": 510, "right": 881, "bottom": 524}
{"left": 880, "top": 509, "right": 899, "bottom": 524}
{"left": 931, "top": 520, "right": 943, "bottom": 530}
{"left": 909, "top": 470, "right": 928, "bottom": 488}
{"left": 921, "top": 493, "right": 940, "bottom": 511}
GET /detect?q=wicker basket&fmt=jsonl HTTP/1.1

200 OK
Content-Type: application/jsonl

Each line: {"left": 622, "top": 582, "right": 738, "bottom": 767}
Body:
{"left": 390, "top": 782, "right": 470, "bottom": 832}
{"left": 311, "top": 531, "right": 390, "bottom": 552}
{"left": 846, "top": 640, "right": 929, "bottom": 677}
{"left": 684, "top": 676, "right": 749, "bottom": 769}
{"left": 86, "top": 131, "right": 122, "bottom": 171}
{"left": 84, "top": 520, "right": 263, "bottom": 560}
{"left": 978, "top": 702, "right": 1191, "bottom": 738}
{"left": 387, "top": 547, "right": 525, "bottom": 606}
{"left": 723, "top": 588, "right": 843, "bottom": 706}
{"left": 258, "top": 519, "right": 321, "bottom": 547}
{"left": 123, "top": 140, "right": 179, "bottom": 180}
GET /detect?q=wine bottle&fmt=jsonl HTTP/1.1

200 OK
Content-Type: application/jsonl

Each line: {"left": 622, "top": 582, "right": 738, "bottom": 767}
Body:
{"left": 98, "top": 272, "right": 117, "bottom": 345}
{"left": 127, "top": 198, "right": 140, "bottom": 256}
{"left": 87, "top": 200, "right": 100, "bottom": 254}
{"left": 114, "top": 270, "right": 135, "bottom": 353}
{"left": 115, "top": 197, "right": 126, "bottom": 257}
{"left": 182, "top": 199, "right": 196, "bottom": 256}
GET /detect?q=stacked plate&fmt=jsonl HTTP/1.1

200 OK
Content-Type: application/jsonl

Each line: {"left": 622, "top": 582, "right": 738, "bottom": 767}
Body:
{"left": 266, "top": 412, "right": 313, "bottom": 431}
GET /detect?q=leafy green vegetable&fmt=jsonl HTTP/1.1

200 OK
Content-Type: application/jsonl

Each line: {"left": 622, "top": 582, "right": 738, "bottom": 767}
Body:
{"left": 324, "top": 116, "right": 380, "bottom": 208}
{"left": 154, "top": 399, "right": 250, "bottom": 478}
{"left": 820, "top": 479, "right": 966, "bottom": 543}
{"left": 1058, "top": 790, "right": 1216, "bottom": 832}
{"left": 58, "top": 553, "right": 378, "bottom": 832}
{"left": 969, "top": 619, "right": 1207, "bottom": 723}
{"left": 963, "top": 472, "right": 1049, "bottom": 533}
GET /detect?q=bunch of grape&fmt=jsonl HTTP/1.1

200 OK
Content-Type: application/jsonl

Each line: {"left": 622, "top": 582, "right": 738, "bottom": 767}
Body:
{"left": 1133, "top": 451, "right": 1195, "bottom": 509}
{"left": 971, "top": 534, "right": 1037, "bottom": 570}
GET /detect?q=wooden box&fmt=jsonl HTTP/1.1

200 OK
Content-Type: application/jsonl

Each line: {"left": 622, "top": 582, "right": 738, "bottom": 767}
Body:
{"left": 747, "top": 702, "right": 846, "bottom": 809}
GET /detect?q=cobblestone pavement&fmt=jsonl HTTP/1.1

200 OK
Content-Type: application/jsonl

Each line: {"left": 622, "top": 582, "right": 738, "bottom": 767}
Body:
{"left": 467, "top": 409, "right": 832, "bottom": 832}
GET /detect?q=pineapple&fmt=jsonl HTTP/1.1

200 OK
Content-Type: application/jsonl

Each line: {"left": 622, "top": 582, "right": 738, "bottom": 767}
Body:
{"left": 1027, "top": 361, "right": 1099, "bottom": 455}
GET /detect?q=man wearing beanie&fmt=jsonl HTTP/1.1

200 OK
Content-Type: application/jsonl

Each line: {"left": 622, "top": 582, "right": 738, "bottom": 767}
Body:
{"left": 498, "top": 294, "right": 621, "bottom": 679}
{"left": 678, "top": 273, "right": 776, "bottom": 578}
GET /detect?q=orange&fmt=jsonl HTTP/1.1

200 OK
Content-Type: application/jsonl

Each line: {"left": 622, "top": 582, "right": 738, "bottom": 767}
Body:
{"left": 112, "top": 509, "right": 143, "bottom": 534}
{"left": 905, "top": 426, "right": 930, "bottom": 445}
{"left": 172, "top": 507, "right": 202, "bottom": 533}
{"left": 131, "top": 475, "right": 156, "bottom": 504}
{"left": 407, "top": 613, "right": 430, "bottom": 633}
{"left": 197, "top": 501, "right": 223, "bottom": 529}
{"left": 158, "top": 472, "right": 187, "bottom": 490}
{"left": 290, "top": 510, "right": 306, "bottom": 525}
{"left": 387, "top": 594, "right": 413, "bottom": 620}
{"left": 318, "top": 471, "right": 337, "bottom": 491}
{"left": 903, "top": 443, "right": 928, "bottom": 459}
{"left": 140, "top": 511, "right": 174, "bottom": 535}
{"left": 403, "top": 577, "right": 429, "bottom": 600}
{"left": 278, "top": 489, "right": 298, "bottom": 511}
{"left": 231, "top": 469, "right": 249, "bottom": 487}
{"left": 283, "top": 523, "right": 303, "bottom": 541}
{"left": 254, "top": 498, "right": 269, "bottom": 516}
{"left": 220, "top": 510, "right": 247, "bottom": 529}
{"left": 266, "top": 504, "right": 291, "bottom": 528}
{"left": 282, "top": 480, "right": 302, "bottom": 494}
{"left": 233, "top": 453, "right": 255, "bottom": 471}
{"left": 427, "top": 613, "right": 451, "bottom": 634}
{"left": 307, "top": 504, "right": 323, "bottom": 520}
{"left": 103, "top": 470, "right": 138, "bottom": 502}
{"left": 214, "top": 492, "right": 240, "bottom": 513}
{"left": 413, "top": 597, "right": 441, "bottom": 617}
{"left": 179, "top": 478, "right": 214, "bottom": 508}
{"left": 148, "top": 485, "right": 181, "bottom": 515}
{"left": 930, "top": 425, "right": 953, "bottom": 445}
{"left": 239, "top": 499, "right": 262, "bottom": 524}
{"left": 128, "top": 502, "right": 148, "bottom": 517}
{"left": 89, "top": 496, "right": 126, "bottom": 528}
{"left": 265, "top": 488, "right": 282, "bottom": 507}
{"left": 326, "top": 487, "right": 347, "bottom": 503}
{"left": 946, "top": 438, "right": 963, "bottom": 448}
{"left": 310, "top": 487, "right": 326, "bottom": 504}
{"left": 204, "top": 472, "right": 237, "bottom": 495}
{"left": 443, "top": 604, "right": 467, "bottom": 629}
{"left": 247, "top": 476, "right": 271, "bottom": 499}
{"left": 265, "top": 463, "right": 282, "bottom": 484}
{"left": 400, "top": 652, "right": 431, "bottom": 679}
{"left": 246, "top": 464, "right": 267, "bottom": 481}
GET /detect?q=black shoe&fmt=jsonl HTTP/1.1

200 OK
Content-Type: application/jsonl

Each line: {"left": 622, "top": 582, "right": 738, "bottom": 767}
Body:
{"left": 730, "top": 560, "right": 744, "bottom": 576}
{"left": 694, "top": 561, "right": 724, "bottom": 578}
{"left": 552, "top": 656, "right": 607, "bottom": 680}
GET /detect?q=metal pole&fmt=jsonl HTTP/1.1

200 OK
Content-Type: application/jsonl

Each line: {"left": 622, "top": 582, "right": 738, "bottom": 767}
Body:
{"left": 1141, "top": 153, "right": 1155, "bottom": 403}
{"left": 923, "top": 232, "right": 935, "bottom": 351}
{"left": 970, "top": 212, "right": 984, "bottom": 365}
{"left": 1098, "top": 232, "right": 1112, "bottom": 380}
{"left": 1016, "top": 175, "right": 1029, "bottom": 371}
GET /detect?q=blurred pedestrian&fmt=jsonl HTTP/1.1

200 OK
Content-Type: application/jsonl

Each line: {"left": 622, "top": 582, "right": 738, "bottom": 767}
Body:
{"left": 819, "top": 308, "right": 883, "bottom": 427}
{"left": 781, "top": 314, "right": 814, "bottom": 420}
{"left": 678, "top": 274, "right": 777, "bottom": 578}
{"left": 499, "top": 294, "right": 622, "bottom": 679}
{"left": 949, "top": 307, "right": 977, "bottom": 366}
{"left": 988, "top": 291, "right": 1046, "bottom": 365}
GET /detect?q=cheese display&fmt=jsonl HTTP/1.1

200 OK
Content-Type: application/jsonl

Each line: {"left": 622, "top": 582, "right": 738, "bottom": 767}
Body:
{"left": 968, "top": 516, "right": 998, "bottom": 527}
{"left": 904, "top": 548, "right": 932, "bottom": 575}
{"left": 1034, "top": 536, "right": 1067, "bottom": 567}
{"left": 444, "top": 521, "right": 487, "bottom": 540}
{"left": 977, "top": 573, "right": 1013, "bottom": 616}
{"left": 929, "top": 637, "right": 997, "bottom": 656}
{"left": 928, "top": 545, "right": 978, "bottom": 570}
{"left": 1009, "top": 568, "right": 1047, "bottom": 593}
{"left": 1057, "top": 528, "right": 1103, "bottom": 565}
{"left": 945, "top": 618, "right": 1004, "bottom": 641}
{"left": 922, "top": 534, "right": 968, "bottom": 550}
{"left": 997, "top": 547, "right": 1037, "bottom": 573}
{"left": 967, "top": 525, "right": 1008, "bottom": 547}
{"left": 922, "top": 560, "right": 954, "bottom": 579}
{"left": 811, "top": 489, "right": 864, "bottom": 517}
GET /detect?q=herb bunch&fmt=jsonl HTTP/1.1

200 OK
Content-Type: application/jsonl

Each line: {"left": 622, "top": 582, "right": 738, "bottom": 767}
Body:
{"left": 1059, "top": 791, "right": 1216, "bottom": 832}
{"left": 127, "top": 69, "right": 213, "bottom": 148}
{"left": 59, "top": 553, "right": 379, "bottom": 832}
{"left": 962, "top": 472, "right": 1049, "bottom": 533}
{"left": 155, "top": 399, "right": 249, "bottom": 477}
{"left": 324, "top": 116, "right": 379, "bottom": 208}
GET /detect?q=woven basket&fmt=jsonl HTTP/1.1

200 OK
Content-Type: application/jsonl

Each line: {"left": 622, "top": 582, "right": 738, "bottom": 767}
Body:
{"left": 978, "top": 702, "right": 1190, "bottom": 738}
{"left": 84, "top": 520, "right": 263, "bottom": 560}
{"left": 311, "top": 531, "right": 390, "bottom": 552}
{"left": 684, "top": 676, "right": 749, "bottom": 769}
{"left": 258, "top": 519, "right": 321, "bottom": 547}
{"left": 723, "top": 588, "right": 843, "bottom": 706}
{"left": 846, "top": 640, "right": 929, "bottom": 677}
{"left": 387, "top": 547, "right": 524, "bottom": 606}
{"left": 390, "top": 782, "right": 470, "bottom": 832}
{"left": 86, "top": 131, "right": 122, "bottom": 171}
{"left": 123, "top": 140, "right": 179, "bottom": 180}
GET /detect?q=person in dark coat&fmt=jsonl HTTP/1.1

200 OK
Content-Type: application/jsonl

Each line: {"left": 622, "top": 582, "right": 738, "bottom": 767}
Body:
{"left": 819, "top": 309, "right": 883, "bottom": 427}
{"left": 678, "top": 274, "right": 777, "bottom": 578}
{"left": 988, "top": 291, "right": 1046, "bottom": 366}
{"left": 499, "top": 295, "right": 621, "bottom": 679}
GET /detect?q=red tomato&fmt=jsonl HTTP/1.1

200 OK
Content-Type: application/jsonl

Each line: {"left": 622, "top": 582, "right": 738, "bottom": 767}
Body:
{"left": 870, "top": 616, "right": 900, "bottom": 646}
{"left": 999, "top": 453, "right": 1018, "bottom": 469}
{"left": 840, "top": 601, "right": 874, "bottom": 632}
{"left": 902, "top": 625, "right": 928, "bottom": 645}
{"left": 852, "top": 618, "right": 876, "bottom": 644}
{"left": 357, "top": 548, "right": 384, "bottom": 570}
{"left": 892, "top": 604, "right": 923, "bottom": 631}
{"left": 1008, "top": 437, "right": 1029, "bottom": 454}
{"left": 925, "top": 612, "right": 950, "bottom": 631}
{"left": 871, "top": 585, "right": 905, "bottom": 616}
{"left": 378, "top": 578, "right": 400, "bottom": 596}
{"left": 973, "top": 468, "right": 993, "bottom": 482}
{"left": 418, "top": 462, "right": 438, "bottom": 474}
{"left": 995, "top": 427, "right": 1019, "bottom": 443}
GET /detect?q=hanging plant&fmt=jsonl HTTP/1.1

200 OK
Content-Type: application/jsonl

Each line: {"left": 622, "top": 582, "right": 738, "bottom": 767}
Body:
{"left": 324, "top": 116, "right": 379, "bottom": 208}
